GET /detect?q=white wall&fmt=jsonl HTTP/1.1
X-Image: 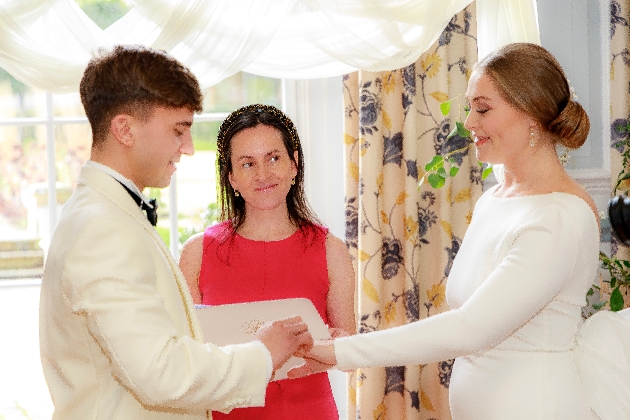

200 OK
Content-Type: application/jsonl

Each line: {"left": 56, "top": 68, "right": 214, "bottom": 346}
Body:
{"left": 537, "top": 0, "right": 611, "bottom": 211}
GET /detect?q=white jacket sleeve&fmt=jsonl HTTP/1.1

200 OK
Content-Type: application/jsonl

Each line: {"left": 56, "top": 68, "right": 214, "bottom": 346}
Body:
{"left": 61, "top": 216, "right": 269, "bottom": 411}
{"left": 335, "top": 205, "right": 581, "bottom": 369}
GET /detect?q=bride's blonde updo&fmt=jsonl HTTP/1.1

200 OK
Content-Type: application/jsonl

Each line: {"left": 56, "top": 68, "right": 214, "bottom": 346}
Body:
{"left": 475, "top": 43, "right": 589, "bottom": 149}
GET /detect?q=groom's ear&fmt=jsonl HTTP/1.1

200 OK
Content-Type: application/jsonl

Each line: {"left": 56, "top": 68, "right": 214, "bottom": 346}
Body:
{"left": 110, "top": 114, "right": 135, "bottom": 148}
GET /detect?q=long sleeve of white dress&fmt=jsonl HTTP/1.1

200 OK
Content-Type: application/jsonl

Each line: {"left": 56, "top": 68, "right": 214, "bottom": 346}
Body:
{"left": 335, "top": 193, "right": 596, "bottom": 370}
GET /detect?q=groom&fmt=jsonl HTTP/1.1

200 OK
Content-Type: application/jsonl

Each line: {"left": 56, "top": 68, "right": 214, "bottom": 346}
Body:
{"left": 39, "top": 45, "right": 312, "bottom": 420}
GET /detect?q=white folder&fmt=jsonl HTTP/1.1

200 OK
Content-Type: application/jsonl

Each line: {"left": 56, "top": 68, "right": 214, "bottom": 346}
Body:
{"left": 195, "top": 298, "right": 331, "bottom": 380}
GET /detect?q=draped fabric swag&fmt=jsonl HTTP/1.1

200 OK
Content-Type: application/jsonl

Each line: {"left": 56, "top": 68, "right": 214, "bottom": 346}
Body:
{"left": 0, "top": 0, "right": 539, "bottom": 92}
{"left": 342, "top": 5, "right": 481, "bottom": 419}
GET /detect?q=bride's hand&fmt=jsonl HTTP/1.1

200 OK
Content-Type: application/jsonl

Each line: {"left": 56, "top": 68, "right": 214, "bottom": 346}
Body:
{"left": 287, "top": 340, "right": 336, "bottom": 378}
{"left": 328, "top": 327, "right": 350, "bottom": 339}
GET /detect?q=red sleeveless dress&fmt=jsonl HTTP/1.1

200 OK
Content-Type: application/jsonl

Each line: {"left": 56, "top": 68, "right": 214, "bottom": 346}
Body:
{"left": 199, "top": 221, "right": 339, "bottom": 420}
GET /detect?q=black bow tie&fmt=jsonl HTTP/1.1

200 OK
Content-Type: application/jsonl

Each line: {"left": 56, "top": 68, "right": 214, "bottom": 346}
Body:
{"left": 117, "top": 181, "right": 158, "bottom": 226}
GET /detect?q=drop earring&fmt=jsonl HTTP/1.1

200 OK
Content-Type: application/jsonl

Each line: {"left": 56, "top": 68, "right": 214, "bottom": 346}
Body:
{"left": 291, "top": 178, "right": 296, "bottom": 185}
{"left": 559, "top": 146, "right": 570, "bottom": 166}
{"left": 530, "top": 129, "right": 535, "bottom": 148}
{"left": 234, "top": 191, "right": 240, "bottom": 197}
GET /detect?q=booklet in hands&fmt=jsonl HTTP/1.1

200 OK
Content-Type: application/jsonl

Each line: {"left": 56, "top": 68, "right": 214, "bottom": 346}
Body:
{"left": 195, "top": 298, "right": 330, "bottom": 380}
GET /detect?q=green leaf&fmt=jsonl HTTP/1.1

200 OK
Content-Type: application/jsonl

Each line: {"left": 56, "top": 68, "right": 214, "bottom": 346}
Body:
{"left": 619, "top": 172, "right": 630, "bottom": 182}
{"left": 611, "top": 277, "right": 617, "bottom": 288}
{"left": 482, "top": 167, "right": 493, "bottom": 180}
{"left": 439, "top": 100, "right": 452, "bottom": 116}
{"left": 478, "top": 161, "right": 483, "bottom": 167}
{"left": 424, "top": 155, "right": 444, "bottom": 172}
{"left": 449, "top": 166, "right": 460, "bottom": 177}
{"left": 623, "top": 260, "right": 630, "bottom": 268}
{"left": 446, "top": 125, "right": 458, "bottom": 139}
{"left": 615, "top": 172, "right": 630, "bottom": 189}
{"left": 592, "top": 302, "right": 607, "bottom": 310}
{"left": 427, "top": 173, "right": 446, "bottom": 189}
{"left": 448, "top": 157, "right": 457, "bottom": 164}
{"left": 587, "top": 287, "right": 594, "bottom": 296}
{"left": 455, "top": 121, "right": 471, "bottom": 138}
{"left": 437, "top": 167, "right": 448, "bottom": 178}
{"left": 610, "top": 286, "right": 625, "bottom": 312}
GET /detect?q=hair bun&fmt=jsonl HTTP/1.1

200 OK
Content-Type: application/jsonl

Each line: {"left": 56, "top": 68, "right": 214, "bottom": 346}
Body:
{"left": 548, "top": 99, "right": 590, "bottom": 149}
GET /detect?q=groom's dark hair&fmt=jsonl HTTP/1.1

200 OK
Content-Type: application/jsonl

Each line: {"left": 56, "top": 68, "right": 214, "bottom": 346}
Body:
{"left": 80, "top": 45, "right": 203, "bottom": 147}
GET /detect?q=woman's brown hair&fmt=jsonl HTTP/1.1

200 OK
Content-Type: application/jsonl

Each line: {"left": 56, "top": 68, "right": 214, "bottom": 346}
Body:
{"left": 475, "top": 43, "right": 589, "bottom": 149}
{"left": 216, "top": 104, "right": 319, "bottom": 232}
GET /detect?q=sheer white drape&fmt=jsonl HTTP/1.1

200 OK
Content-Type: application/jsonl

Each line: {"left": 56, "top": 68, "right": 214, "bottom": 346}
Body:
{"left": 0, "top": 0, "right": 539, "bottom": 92}
{"left": 476, "top": 0, "right": 540, "bottom": 60}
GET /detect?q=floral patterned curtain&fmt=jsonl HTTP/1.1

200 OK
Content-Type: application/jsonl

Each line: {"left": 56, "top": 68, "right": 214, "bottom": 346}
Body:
{"left": 609, "top": 0, "right": 630, "bottom": 307}
{"left": 343, "top": 4, "right": 481, "bottom": 419}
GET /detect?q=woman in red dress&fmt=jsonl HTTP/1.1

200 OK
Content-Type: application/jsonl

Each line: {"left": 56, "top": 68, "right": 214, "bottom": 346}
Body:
{"left": 179, "top": 104, "right": 356, "bottom": 419}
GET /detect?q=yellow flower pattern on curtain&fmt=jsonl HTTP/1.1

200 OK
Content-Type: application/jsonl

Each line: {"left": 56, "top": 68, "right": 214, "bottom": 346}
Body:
{"left": 343, "top": 4, "right": 481, "bottom": 420}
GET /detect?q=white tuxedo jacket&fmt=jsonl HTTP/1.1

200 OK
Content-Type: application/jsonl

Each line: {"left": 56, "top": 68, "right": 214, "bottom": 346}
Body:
{"left": 40, "top": 165, "right": 269, "bottom": 419}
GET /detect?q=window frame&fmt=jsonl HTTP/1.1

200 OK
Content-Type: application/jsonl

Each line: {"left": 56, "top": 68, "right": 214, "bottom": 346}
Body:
{"left": 0, "top": 88, "right": 288, "bottom": 260}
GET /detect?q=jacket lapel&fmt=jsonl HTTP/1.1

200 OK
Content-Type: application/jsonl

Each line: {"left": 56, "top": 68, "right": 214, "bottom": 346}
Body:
{"left": 76, "top": 165, "right": 205, "bottom": 342}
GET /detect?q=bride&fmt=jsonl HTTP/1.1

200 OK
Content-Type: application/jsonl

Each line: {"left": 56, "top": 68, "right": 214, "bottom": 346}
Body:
{"left": 289, "top": 43, "right": 630, "bottom": 419}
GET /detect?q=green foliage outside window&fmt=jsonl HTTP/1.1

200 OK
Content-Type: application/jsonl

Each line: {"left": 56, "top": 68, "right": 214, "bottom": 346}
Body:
{"left": 155, "top": 202, "right": 219, "bottom": 248}
{"left": 75, "top": 0, "right": 131, "bottom": 29}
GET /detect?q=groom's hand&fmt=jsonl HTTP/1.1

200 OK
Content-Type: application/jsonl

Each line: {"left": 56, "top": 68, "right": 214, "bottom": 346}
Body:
{"left": 255, "top": 316, "right": 313, "bottom": 372}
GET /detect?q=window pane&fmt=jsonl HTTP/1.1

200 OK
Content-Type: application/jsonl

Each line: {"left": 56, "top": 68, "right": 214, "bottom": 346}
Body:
{"left": 55, "top": 124, "right": 91, "bottom": 187}
{"left": 153, "top": 121, "right": 220, "bottom": 248}
{"left": 143, "top": 186, "right": 170, "bottom": 246}
{"left": 203, "top": 73, "right": 282, "bottom": 113}
{"left": 0, "top": 68, "right": 47, "bottom": 119}
{"left": 192, "top": 120, "right": 220, "bottom": 152}
{"left": 53, "top": 92, "right": 86, "bottom": 118}
{"left": 0, "top": 125, "right": 48, "bottom": 241}
{"left": 183, "top": 120, "right": 220, "bottom": 243}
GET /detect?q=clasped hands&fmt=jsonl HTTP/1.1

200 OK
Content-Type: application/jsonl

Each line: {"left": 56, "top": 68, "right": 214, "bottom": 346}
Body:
{"left": 254, "top": 316, "right": 340, "bottom": 379}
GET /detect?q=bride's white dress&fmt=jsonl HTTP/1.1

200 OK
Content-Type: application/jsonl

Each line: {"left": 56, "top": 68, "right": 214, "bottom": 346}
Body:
{"left": 335, "top": 185, "right": 630, "bottom": 419}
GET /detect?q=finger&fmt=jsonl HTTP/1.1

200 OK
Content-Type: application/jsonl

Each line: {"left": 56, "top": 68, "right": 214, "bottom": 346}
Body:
{"left": 283, "top": 319, "right": 308, "bottom": 330}
{"left": 302, "top": 352, "right": 334, "bottom": 365}
{"left": 286, "top": 362, "right": 312, "bottom": 379}
{"left": 294, "top": 340, "right": 314, "bottom": 358}
{"left": 328, "top": 327, "right": 350, "bottom": 339}
{"left": 279, "top": 315, "right": 303, "bottom": 325}
{"left": 294, "top": 346, "right": 308, "bottom": 358}
{"left": 284, "top": 322, "right": 309, "bottom": 337}
{"left": 295, "top": 330, "right": 313, "bottom": 348}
